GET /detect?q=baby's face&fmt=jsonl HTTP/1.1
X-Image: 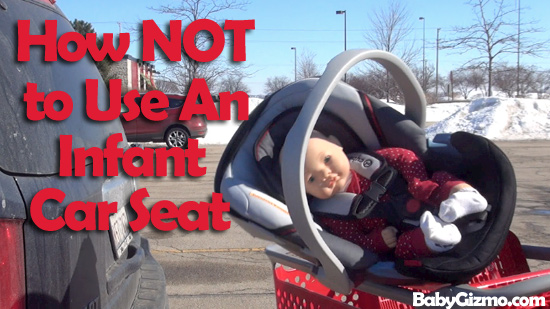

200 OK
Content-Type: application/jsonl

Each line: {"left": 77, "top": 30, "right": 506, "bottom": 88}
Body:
{"left": 304, "top": 137, "right": 350, "bottom": 199}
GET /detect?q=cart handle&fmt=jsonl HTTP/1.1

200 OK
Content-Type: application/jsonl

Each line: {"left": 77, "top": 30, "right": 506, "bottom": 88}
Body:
{"left": 522, "top": 244, "right": 550, "bottom": 261}
{"left": 281, "top": 49, "right": 426, "bottom": 293}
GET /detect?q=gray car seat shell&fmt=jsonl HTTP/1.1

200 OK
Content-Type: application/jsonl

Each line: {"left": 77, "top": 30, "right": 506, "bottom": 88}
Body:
{"left": 280, "top": 50, "right": 429, "bottom": 292}
{"left": 216, "top": 79, "right": 385, "bottom": 271}
{"left": 214, "top": 50, "right": 548, "bottom": 301}
{"left": 216, "top": 50, "right": 428, "bottom": 289}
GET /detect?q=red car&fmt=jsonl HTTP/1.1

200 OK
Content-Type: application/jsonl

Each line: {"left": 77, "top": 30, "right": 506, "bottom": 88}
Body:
{"left": 120, "top": 93, "right": 208, "bottom": 148}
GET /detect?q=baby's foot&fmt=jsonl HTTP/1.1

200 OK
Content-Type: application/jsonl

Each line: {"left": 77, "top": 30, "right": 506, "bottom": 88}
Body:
{"left": 420, "top": 211, "right": 462, "bottom": 253}
{"left": 439, "top": 187, "right": 488, "bottom": 223}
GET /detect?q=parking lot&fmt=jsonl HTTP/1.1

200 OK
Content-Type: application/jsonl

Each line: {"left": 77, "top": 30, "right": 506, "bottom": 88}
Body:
{"left": 137, "top": 140, "right": 550, "bottom": 308}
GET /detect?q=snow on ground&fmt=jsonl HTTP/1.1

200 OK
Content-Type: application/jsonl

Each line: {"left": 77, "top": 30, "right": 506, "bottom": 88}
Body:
{"left": 426, "top": 98, "right": 550, "bottom": 140}
{"left": 426, "top": 102, "right": 467, "bottom": 123}
{"left": 201, "top": 97, "right": 550, "bottom": 145}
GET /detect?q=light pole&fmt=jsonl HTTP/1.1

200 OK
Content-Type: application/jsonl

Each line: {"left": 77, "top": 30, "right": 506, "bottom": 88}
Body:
{"left": 516, "top": 0, "right": 521, "bottom": 97}
{"left": 291, "top": 47, "right": 297, "bottom": 81}
{"left": 435, "top": 28, "right": 441, "bottom": 102}
{"left": 336, "top": 10, "right": 347, "bottom": 81}
{"left": 419, "top": 17, "right": 426, "bottom": 91}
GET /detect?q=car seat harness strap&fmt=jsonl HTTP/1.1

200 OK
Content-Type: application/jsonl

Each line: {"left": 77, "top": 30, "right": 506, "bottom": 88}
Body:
{"left": 349, "top": 152, "right": 398, "bottom": 219}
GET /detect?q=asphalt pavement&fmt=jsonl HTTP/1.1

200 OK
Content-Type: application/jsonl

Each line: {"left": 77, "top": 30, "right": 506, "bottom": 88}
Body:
{"left": 137, "top": 140, "right": 550, "bottom": 309}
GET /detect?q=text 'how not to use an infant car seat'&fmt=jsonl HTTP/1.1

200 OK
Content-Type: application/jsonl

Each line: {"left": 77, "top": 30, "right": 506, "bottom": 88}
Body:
{"left": 214, "top": 50, "right": 517, "bottom": 296}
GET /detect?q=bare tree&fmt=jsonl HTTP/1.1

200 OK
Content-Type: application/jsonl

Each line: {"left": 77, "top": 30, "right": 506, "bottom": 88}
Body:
{"left": 493, "top": 64, "right": 517, "bottom": 97}
{"left": 438, "top": 75, "right": 451, "bottom": 99}
{"left": 449, "top": 64, "right": 488, "bottom": 99}
{"left": 346, "top": 72, "right": 376, "bottom": 96}
{"left": 154, "top": 78, "right": 180, "bottom": 94}
{"left": 530, "top": 70, "right": 550, "bottom": 99}
{"left": 217, "top": 71, "right": 251, "bottom": 93}
{"left": 354, "top": 65, "right": 410, "bottom": 103}
{"left": 410, "top": 63, "right": 437, "bottom": 102}
{"left": 150, "top": 0, "right": 251, "bottom": 91}
{"left": 453, "top": 70, "right": 477, "bottom": 99}
{"left": 363, "top": 1, "right": 419, "bottom": 101}
{"left": 517, "top": 65, "right": 536, "bottom": 96}
{"left": 495, "top": 64, "right": 537, "bottom": 97}
{"left": 264, "top": 76, "right": 291, "bottom": 94}
{"left": 364, "top": 1, "right": 417, "bottom": 64}
{"left": 297, "top": 50, "right": 320, "bottom": 80}
{"left": 354, "top": 66, "right": 403, "bottom": 102}
{"left": 494, "top": 64, "right": 537, "bottom": 97}
{"left": 444, "top": 0, "right": 548, "bottom": 96}
{"left": 451, "top": 65, "right": 492, "bottom": 99}
{"left": 162, "top": 58, "right": 247, "bottom": 93}
{"left": 468, "top": 66, "right": 487, "bottom": 93}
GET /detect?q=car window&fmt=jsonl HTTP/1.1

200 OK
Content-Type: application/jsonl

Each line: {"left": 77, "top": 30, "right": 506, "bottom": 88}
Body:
{"left": 147, "top": 97, "right": 166, "bottom": 112}
{"left": 0, "top": 20, "right": 126, "bottom": 175}
{"left": 121, "top": 95, "right": 142, "bottom": 114}
{"left": 168, "top": 98, "right": 184, "bottom": 108}
{"left": 196, "top": 95, "right": 220, "bottom": 105}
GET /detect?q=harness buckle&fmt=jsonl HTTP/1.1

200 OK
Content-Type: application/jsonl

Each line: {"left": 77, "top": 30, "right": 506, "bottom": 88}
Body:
{"left": 364, "top": 181, "right": 387, "bottom": 201}
{"left": 351, "top": 194, "right": 376, "bottom": 219}
{"left": 351, "top": 182, "right": 387, "bottom": 219}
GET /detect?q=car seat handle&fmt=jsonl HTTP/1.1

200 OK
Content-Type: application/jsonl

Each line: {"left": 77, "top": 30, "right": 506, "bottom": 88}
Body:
{"left": 281, "top": 49, "right": 427, "bottom": 294}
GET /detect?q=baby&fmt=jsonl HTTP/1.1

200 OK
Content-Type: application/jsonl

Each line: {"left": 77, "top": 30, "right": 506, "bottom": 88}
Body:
{"left": 304, "top": 132, "right": 488, "bottom": 259}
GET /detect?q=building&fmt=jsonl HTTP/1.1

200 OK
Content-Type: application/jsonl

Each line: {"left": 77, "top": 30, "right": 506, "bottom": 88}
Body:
{"left": 110, "top": 54, "right": 156, "bottom": 92}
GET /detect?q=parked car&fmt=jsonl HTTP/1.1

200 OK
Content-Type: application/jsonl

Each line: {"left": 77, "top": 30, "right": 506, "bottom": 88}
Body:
{"left": 120, "top": 93, "right": 208, "bottom": 148}
{"left": 0, "top": 0, "right": 167, "bottom": 308}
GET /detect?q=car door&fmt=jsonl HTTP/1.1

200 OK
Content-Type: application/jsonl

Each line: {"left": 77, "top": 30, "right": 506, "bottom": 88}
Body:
{"left": 132, "top": 95, "right": 169, "bottom": 141}
{"left": 120, "top": 97, "right": 138, "bottom": 139}
{"left": 0, "top": 1, "right": 167, "bottom": 307}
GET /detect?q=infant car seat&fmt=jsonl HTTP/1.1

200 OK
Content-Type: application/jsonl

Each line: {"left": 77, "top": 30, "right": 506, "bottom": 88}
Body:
{"left": 214, "top": 50, "right": 516, "bottom": 294}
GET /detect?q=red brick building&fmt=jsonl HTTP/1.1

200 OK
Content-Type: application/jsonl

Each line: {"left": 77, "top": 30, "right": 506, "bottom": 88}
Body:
{"left": 111, "top": 54, "right": 156, "bottom": 92}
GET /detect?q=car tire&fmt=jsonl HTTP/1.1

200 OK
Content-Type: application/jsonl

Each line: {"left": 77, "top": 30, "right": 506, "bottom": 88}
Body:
{"left": 165, "top": 127, "right": 190, "bottom": 148}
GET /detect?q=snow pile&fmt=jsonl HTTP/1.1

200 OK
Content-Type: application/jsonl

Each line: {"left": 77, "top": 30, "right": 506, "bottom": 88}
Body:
{"left": 202, "top": 98, "right": 263, "bottom": 145}
{"left": 426, "top": 98, "right": 550, "bottom": 140}
{"left": 201, "top": 97, "right": 550, "bottom": 145}
{"left": 426, "top": 102, "right": 467, "bottom": 123}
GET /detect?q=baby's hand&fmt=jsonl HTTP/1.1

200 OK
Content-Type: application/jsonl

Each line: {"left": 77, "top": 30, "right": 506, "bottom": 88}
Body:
{"left": 381, "top": 226, "right": 398, "bottom": 248}
{"left": 449, "top": 183, "right": 472, "bottom": 196}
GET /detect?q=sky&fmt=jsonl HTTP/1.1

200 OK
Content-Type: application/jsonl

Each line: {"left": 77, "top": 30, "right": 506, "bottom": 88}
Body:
{"left": 200, "top": 96, "right": 550, "bottom": 145}
{"left": 58, "top": 0, "right": 550, "bottom": 95}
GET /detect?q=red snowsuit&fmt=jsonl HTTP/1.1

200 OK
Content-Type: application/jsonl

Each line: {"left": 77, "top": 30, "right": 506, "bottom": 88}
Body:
{"left": 317, "top": 147, "right": 465, "bottom": 259}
